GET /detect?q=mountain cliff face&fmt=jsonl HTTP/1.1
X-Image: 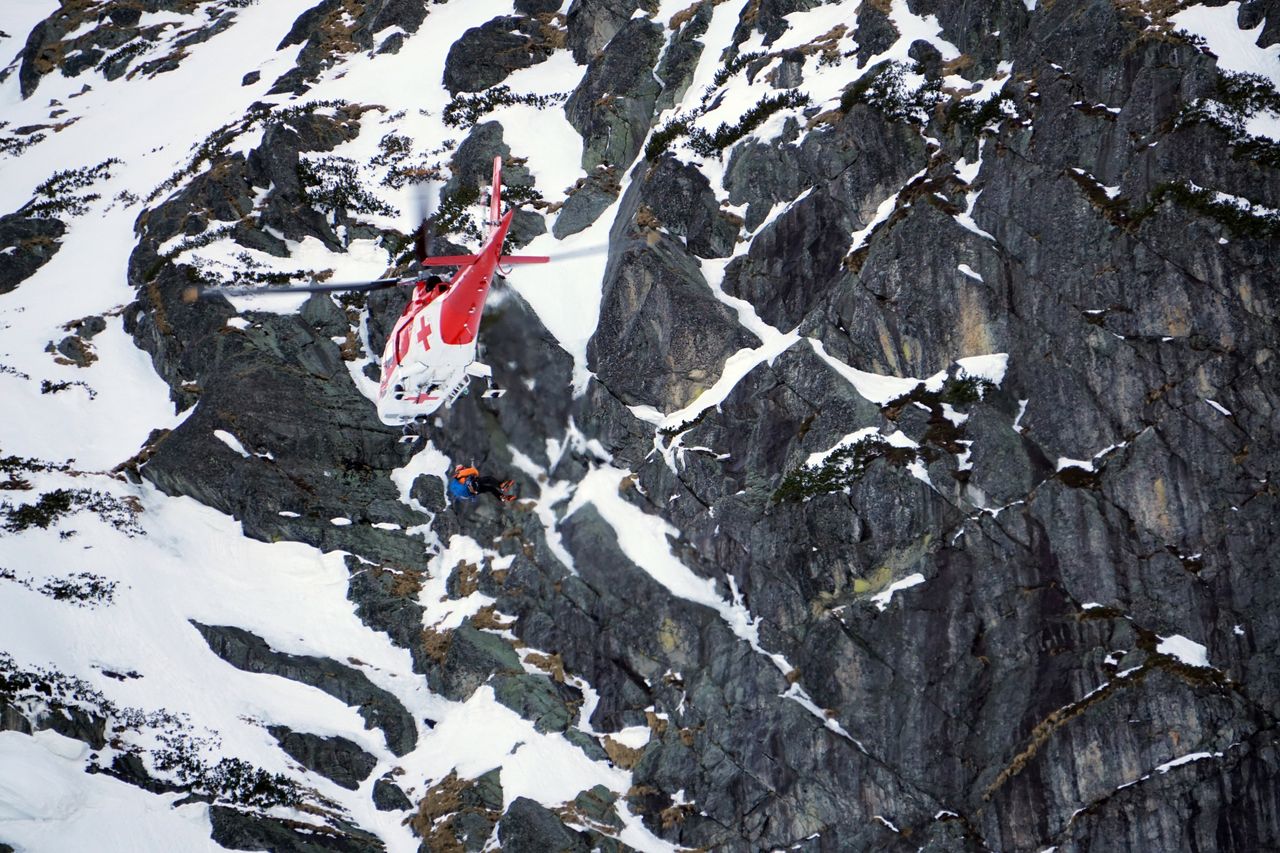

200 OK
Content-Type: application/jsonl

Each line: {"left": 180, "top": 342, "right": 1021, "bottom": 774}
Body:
{"left": 1, "top": 0, "right": 1278, "bottom": 851}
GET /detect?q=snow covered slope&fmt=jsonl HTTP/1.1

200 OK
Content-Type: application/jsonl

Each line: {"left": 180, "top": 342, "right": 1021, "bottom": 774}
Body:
{"left": 2, "top": 0, "right": 1279, "bottom": 851}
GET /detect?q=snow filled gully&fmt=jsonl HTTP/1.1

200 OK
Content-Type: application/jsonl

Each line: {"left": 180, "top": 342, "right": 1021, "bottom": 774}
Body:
{"left": 563, "top": 465, "right": 863, "bottom": 747}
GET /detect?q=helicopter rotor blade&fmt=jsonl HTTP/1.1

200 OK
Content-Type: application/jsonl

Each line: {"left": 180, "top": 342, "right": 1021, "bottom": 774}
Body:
{"left": 184, "top": 276, "right": 407, "bottom": 303}
{"left": 410, "top": 180, "right": 442, "bottom": 264}
{"left": 541, "top": 242, "right": 609, "bottom": 261}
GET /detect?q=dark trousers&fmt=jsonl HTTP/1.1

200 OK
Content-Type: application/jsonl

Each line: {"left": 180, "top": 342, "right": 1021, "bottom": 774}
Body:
{"left": 472, "top": 476, "right": 506, "bottom": 498}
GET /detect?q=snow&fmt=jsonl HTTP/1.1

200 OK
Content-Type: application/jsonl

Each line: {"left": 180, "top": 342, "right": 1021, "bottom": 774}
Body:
{"left": 805, "top": 428, "right": 882, "bottom": 467}
{"left": 213, "top": 429, "right": 251, "bottom": 458}
{"left": 0, "top": 475, "right": 450, "bottom": 851}
{"left": 1173, "top": 4, "right": 1280, "bottom": 92}
{"left": 1205, "top": 399, "right": 1232, "bottom": 416}
{"left": 807, "top": 339, "right": 922, "bottom": 406}
{"left": 955, "top": 188, "right": 997, "bottom": 240}
{"left": 1157, "top": 635, "right": 1210, "bottom": 668}
{"left": 1156, "top": 751, "right": 1220, "bottom": 773}
{"left": 0, "top": 730, "right": 223, "bottom": 853}
{"left": 957, "top": 263, "right": 984, "bottom": 282}
{"left": 957, "top": 353, "right": 1008, "bottom": 384}
{"left": 870, "top": 574, "right": 926, "bottom": 611}
{"left": 566, "top": 467, "right": 730, "bottom": 615}
{"left": 414, "top": 686, "right": 626, "bottom": 808}
{"left": 657, "top": 330, "right": 801, "bottom": 438}
{"left": 874, "top": 814, "right": 900, "bottom": 833}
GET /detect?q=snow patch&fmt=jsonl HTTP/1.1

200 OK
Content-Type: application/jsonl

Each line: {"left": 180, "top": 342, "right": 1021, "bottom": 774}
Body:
{"left": 871, "top": 574, "right": 926, "bottom": 611}
{"left": 1157, "top": 634, "right": 1210, "bottom": 668}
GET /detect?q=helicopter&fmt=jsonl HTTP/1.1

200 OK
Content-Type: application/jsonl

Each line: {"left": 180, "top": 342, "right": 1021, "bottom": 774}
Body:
{"left": 190, "top": 156, "right": 548, "bottom": 427}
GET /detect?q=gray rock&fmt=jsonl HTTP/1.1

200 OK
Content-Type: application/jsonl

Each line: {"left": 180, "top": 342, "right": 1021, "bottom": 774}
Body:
{"left": 1239, "top": 0, "right": 1280, "bottom": 47}
{"left": 300, "top": 293, "right": 350, "bottom": 337}
{"left": 655, "top": 2, "right": 712, "bottom": 112}
{"left": 491, "top": 672, "right": 578, "bottom": 732}
{"left": 268, "top": 726, "right": 378, "bottom": 790}
{"left": 553, "top": 165, "right": 621, "bottom": 238}
{"left": 497, "top": 797, "right": 591, "bottom": 852}
{"left": 53, "top": 335, "right": 94, "bottom": 367}
{"left": 270, "top": 0, "right": 429, "bottom": 95}
{"left": 516, "top": 0, "right": 563, "bottom": 14}
{"left": 191, "top": 622, "right": 416, "bottom": 756}
{"left": 586, "top": 230, "right": 759, "bottom": 410}
{"left": 632, "top": 155, "right": 740, "bottom": 259}
{"left": 564, "top": 19, "right": 664, "bottom": 170}
{"left": 728, "top": 0, "right": 825, "bottom": 50}
{"left": 565, "top": 0, "right": 645, "bottom": 64}
{"left": 771, "top": 49, "right": 806, "bottom": 90}
{"left": 853, "top": 1, "right": 899, "bottom": 68}
{"left": 372, "top": 776, "right": 412, "bottom": 811}
{"left": 209, "top": 806, "right": 384, "bottom": 852}
{"left": 440, "top": 622, "right": 523, "bottom": 701}
{"left": 443, "top": 16, "right": 558, "bottom": 95}
{"left": 0, "top": 213, "right": 65, "bottom": 294}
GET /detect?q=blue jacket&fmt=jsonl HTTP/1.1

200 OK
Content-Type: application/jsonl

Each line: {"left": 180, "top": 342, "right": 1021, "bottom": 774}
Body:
{"left": 448, "top": 477, "right": 476, "bottom": 502}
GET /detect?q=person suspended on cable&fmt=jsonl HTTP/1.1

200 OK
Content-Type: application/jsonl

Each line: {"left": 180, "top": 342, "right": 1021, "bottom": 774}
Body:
{"left": 450, "top": 464, "right": 517, "bottom": 503}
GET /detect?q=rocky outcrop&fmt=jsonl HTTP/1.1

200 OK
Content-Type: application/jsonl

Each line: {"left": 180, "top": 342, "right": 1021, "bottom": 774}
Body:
{"left": 270, "top": 0, "right": 431, "bottom": 95}
{"left": 438, "top": 622, "right": 522, "bottom": 701}
{"left": 371, "top": 776, "right": 412, "bottom": 811}
{"left": 728, "top": 0, "right": 826, "bottom": 52}
{"left": 0, "top": 213, "right": 64, "bottom": 294}
{"left": 407, "top": 769, "right": 503, "bottom": 852}
{"left": 552, "top": 164, "right": 621, "bottom": 238}
{"left": 586, "top": 230, "right": 758, "bottom": 410}
{"left": 446, "top": 122, "right": 547, "bottom": 247}
{"left": 564, "top": 0, "right": 648, "bottom": 64}
{"left": 12, "top": 0, "right": 238, "bottom": 99}
{"left": 268, "top": 726, "right": 378, "bottom": 791}
{"left": 496, "top": 797, "right": 591, "bottom": 852}
{"left": 0, "top": 697, "right": 106, "bottom": 751}
{"left": 210, "top": 806, "right": 384, "bottom": 853}
{"left": 191, "top": 622, "right": 416, "bottom": 757}
{"left": 443, "top": 15, "right": 561, "bottom": 95}
{"left": 564, "top": 18, "right": 664, "bottom": 170}
{"left": 633, "top": 155, "right": 741, "bottom": 259}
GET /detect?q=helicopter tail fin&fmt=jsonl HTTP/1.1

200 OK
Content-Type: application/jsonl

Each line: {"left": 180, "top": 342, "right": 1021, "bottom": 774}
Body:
{"left": 488, "top": 155, "right": 502, "bottom": 239}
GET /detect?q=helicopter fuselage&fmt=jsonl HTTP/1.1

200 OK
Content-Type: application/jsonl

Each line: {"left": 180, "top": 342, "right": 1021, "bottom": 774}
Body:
{"left": 374, "top": 207, "right": 513, "bottom": 426}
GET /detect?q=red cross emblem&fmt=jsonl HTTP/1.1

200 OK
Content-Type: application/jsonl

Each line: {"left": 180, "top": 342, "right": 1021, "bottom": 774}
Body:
{"left": 416, "top": 320, "right": 432, "bottom": 350}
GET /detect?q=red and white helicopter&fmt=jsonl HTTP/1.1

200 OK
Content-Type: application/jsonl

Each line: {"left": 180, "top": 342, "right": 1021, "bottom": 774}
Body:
{"left": 193, "top": 156, "right": 548, "bottom": 427}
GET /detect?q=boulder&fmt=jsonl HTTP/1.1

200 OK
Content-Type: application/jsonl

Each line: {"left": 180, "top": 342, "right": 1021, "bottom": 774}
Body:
{"left": 0, "top": 213, "right": 65, "bottom": 294}
{"left": 443, "top": 16, "right": 558, "bottom": 95}
{"left": 372, "top": 777, "right": 412, "bottom": 811}
{"left": 209, "top": 806, "right": 384, "bottom": 852}
{"left": 565, "top": 0, "right": 645, "bottom": 64}
{"left": 440, "top": 623, "right": 523, "bottom": 701}
{"left": 268, "top": 726, "right": 378, "bottom": 790}
{"left": 564, "top": 19, "right": 664, "bottom": 170}
{"left": 497, "top": 797, "right": 591, "bottom": 852}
